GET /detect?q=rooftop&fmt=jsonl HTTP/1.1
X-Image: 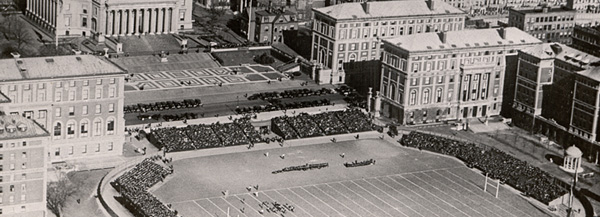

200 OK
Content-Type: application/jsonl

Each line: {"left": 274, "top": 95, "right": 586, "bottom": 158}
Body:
{"left": 510, "top": 6, "right": 576, "bottom": 14}
{"left": 256, "top": 8, "right": 297, "bottom": 16}
{"left": 0, "top": 55, "right": 125, "bottom": 81}
{"left": 577, "top": 66, "right": 600, "bottom": 81}
{"left": 0, "top": 115, "right": 48, "bottom": 140}
{"left": 520, "top": 43, "right": 600, "bottom": 66}
{"left": 313, "top": 0, "right": 464, "bottom": 20}
{"left": 383, "top": 27, "right": 541, "bottom": 52}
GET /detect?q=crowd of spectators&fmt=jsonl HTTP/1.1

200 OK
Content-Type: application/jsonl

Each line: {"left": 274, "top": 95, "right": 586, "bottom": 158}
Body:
{"left": 272, "top": 162, "right": 329, "bottom": 174}
{"left": 137, "top": 113, "right": 199, "bottom": 121}
{"left": 147, "top": 117, "right": 262, "bottom": 152}
{"left": 271, "top": 109, "right": 374, "bottom": 139}
{"left": 399, "top": 132, "right": 567, "bottom": 204}
{"left": 112, "top": 157, "right": 177, "bottom": 217}
{"left": 248, "top": 88, "right": 333, "bottom": 101}
{"left": 235, "top": 99, "right": 331, "bottom": 114}
{"left": 335, "top": 85, "right": 366, "bottom": 108}
{"left": 125, "top": 99, "right": 202, "bottom": 114}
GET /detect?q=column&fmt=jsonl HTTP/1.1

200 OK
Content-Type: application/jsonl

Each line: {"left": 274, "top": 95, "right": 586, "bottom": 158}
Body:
{"left": 150, "top": 8, "right": 157, "bottom": 34}
{"left": 132, "top": 10, "right": 138, "bottom": 35}
{"left": 114, "top": 10, "right": 120, "bottom": 36}
{"left": 128, "top": 10, "right": 134, "bottom": 35}
{"left": 166, "top": 8, "right": 172, "bottom": 33}
{"left": 143, "top": 9, "right": 150, "bottom": 34}
{"left": 157, "top": 8, "right": 164, "bottom": 34}
{"left": 119, "top": 10, "right": 125, "bottom": 35}
{"left": 105, "top": 10, "right": 109, "bottom": 36}
{"left": 171, "top": 7, "right": 178, "bottom": 33}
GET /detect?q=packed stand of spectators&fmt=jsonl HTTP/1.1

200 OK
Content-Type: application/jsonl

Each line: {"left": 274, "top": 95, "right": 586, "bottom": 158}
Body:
{"left": 147, "top": 118, "right": 260, "bottom": 152}
{"left": 235, "top": 99, "right": 331, "bottom": 114}
{"left": 111, "top": 157, "right": 177, "bottom": 217}
{"left": 285, "top": 113, "right": 325, "bottom": 138}
{"left": 399, "top": 132, "right": 567, "bottom": 204}
{"left": 210, "top": 41, "right": 270, "bottom": 49}
{"left": 335, "top": 85, "right": 366, "bottom": 108}
{"left": 334, "top": 109, "right": 373, "bottom": 133}
{"left": 310, "top": 112, "right": 349, "bottom": 135}
{"left": 248, "top": 88, "right": 333, "bottom": 101}
{"left": 271, "top": 109, "right": 374, "bottom": 139}
{"left": 125, "top": 99, "right": 202, "bottom": 114}
{"left": 210, "top": 122, "right": 250, "bottom": 147}
{"left": 271, "top": 116, "right": 300, "bottom": 140}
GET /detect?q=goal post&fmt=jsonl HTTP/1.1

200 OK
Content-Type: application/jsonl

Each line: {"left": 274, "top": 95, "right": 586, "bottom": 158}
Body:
{"left": 483, "top": 173, "right": 500, "bottom": 198}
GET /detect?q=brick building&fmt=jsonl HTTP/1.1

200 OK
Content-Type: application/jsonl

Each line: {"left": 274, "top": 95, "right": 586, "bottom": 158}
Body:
{"left": 378, "top": 28, "right": 541, "bottom": 125}
{"left": 242, "top": 7, "right": 299, "bottom": 44}
{"left": 508, "top": 5, "right": 576, "bottom": 44}
{"left": 571, "top": 25, "right": 600, "bottom": 58}
{"left": 0, "top": 115, "right": 49, "bottom": 217}
{"left": 0, "top": 55, "right": 126, "bottom": 163}
{"left": 310, "top": 0, "right": 466, "bottom": 84}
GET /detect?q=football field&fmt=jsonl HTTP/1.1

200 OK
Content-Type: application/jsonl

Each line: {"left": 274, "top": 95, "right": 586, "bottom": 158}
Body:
{"left": 152, "top": 139, "right": 551, "bottom": 217}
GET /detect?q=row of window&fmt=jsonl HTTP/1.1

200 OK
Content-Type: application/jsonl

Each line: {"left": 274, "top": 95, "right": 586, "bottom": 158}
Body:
{"left": 0, "top": 142, "right": 28, "bottom": 149}
{"left": 55, "top": 86, "right": 117, "bottom": 102}
{"left": 338, "top": 17, "right": 463, "bottom": 28}
{"left": 0, "top": 152, "right": 27, "bottom": 161}
{"left": 7, "top": 79, "right": 115, "bottom": 92}
{"left": 54, "top": 142, "right": 113, "bottom": 156}
{"left": 53, "top": 117, "right": 116, "bottom": 139}
{"left": 338, "top": 23, "right": 462, "bottom": 40}
{"left": 55, "top": 104, "right": 115, "bottom": 118}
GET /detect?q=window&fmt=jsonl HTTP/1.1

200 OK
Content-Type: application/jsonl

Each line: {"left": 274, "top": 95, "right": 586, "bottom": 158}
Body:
{"left": 82, "top": 17, "right": 87, "bottom": 27}
{"left": 179, "top": 10, "right": 185, "bottom": 21}
{"left": 68, "top": 107, "right": 74, "bottom": 116}
{"left": 65, "top": 16, "right": 71, "bottom": 26}
{"left": 339, "top": 44, "right": 345, "bottom": 51}
{"left": 69, "top": 146, "right": 73, "bottom": 155}
{"left": 83, "top": 80, "right": 89, "bottom": 86}
{"left": 95, "top": 105, "right": 101, "bottom": 114}
{"left": 9, "top": 164, "right": 13, "bottom": 170}
{"left": 21, "top": 152, "right": 26, "bottom": 159}
{"left": 55, "top": 148, "right": 60, "bottom": 156}
{"left": 67, "top": 122, "right": 75, "bottom": 138}
{"left": 82, "top": 105, "right": 88, "bottom": 115}
{"left": 20, "top": 194, "right": 25, "bottom": 201}
{"left": 94, "top": 119, "right": 102, "bottom": 136}
{"left": 96, "top": 144, "right": 100, "bottom": 152}
{"left": 107, "top": 119, "right": 115, "bottom": 134}
{"left": 9, "top": 154, "right": 14, "bottom": 160}
{"left": 0, "top": 154, "right": 2, "bottom": 160}
{"left": 82, "top": 145, "right": 87, "bottom": 154}
{"left": 54, "top": 123, "right": 61, "bottom": 137}
{"left": 410, "top": 90, "right": 417, "bottom": 105}
{"left": 22, "top": 141, "right": 26, "bottom": 147}
{"left": 108, "top": 87, "right": 115, "bottom": 98}
{"left": 81, "top": 120, "right": 89, "bottom": 135}
{"left": 9, "top": 196, "right": 13, "bottom": 203}
{"left": 436, "top": 88, "right": 443, "bottom": 103}
{"left": 55, "top": 108, "right": 61, "bottom": 117}
{"left": 95, "top": 87, "right": 102, "bottom": 99}
{"left": 109, "top": 103, "right": 114, "bottom": 113}
{"left": 423, "top": 89, "right": 430, "bottom": 104}
{"left": 108, "top": 142, "right": 113, "bottom": 151}
{"left": 55, "top": 91, "right": 62, "bottom": 102}
{"left": 83, "top": 7, "right": 87, "bottom": 14}
{"left": 110, "top": 78, "right": 116, "bottom": 84}
{"left": 96, "top": 79, "right": 102, "bottom": 85}
{"left": 68, "top": 90, "right": 75, "bottom": 101}
{"left": 21, "top": 163, "right": 26, "bottom": 169}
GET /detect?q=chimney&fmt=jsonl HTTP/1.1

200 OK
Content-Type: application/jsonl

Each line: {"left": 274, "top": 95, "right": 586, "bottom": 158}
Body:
{"left": 499, "top": 27, "right": 506, "bottom": 39}
{"left": 439, "top": 31, "right": 447, "bottom": 43}
{"left": 268, "top": 0, "right": 273, "bottom": 12}
{"left": 427, "top": 0, "right": 435, "bottom": 11}
{"left": 361, "top": 1, "right": 370, "bottom": 14}
{"left": 10, "top": 52, "right": 20, "bottom": 59}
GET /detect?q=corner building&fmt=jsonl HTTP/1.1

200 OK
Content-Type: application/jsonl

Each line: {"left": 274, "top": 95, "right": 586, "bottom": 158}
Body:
{"left": 311, "top": 0, "right": 465, "bottom": 84}
{"left": 379, "top": 28, "right": 541, "bottom": 125}
{"left": 508, "top": 5, "right": 576, "bottom": 44}
{"left": 0, "top": 115, "right": 49, "bottom": 217}
{"left": 0, "top": 55, "right": 126, "bottom": 163}
{"left": 24, "top": 0, "right": 194, "bottom": 38}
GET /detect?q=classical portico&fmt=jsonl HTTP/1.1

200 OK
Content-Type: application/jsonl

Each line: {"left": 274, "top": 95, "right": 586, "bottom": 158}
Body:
{"left": 560, "top": 145, "right": 584, "bottom": 173}
{"left": 104, "top": 2, "right": 178, "bottom": 37}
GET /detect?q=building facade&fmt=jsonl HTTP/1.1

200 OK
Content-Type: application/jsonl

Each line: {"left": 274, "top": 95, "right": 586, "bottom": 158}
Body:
{"left": 242, "top": 7, "right": 299, "bottom": 44}
{"left": 24, "top": 0, "right": 194, "bottom": 38}
{"left": 508, "top": 5, "right": 576, "bottom": 44}
{"left": 379, "top": 28, "right": 541, "bottom": 125}
{"left": 0, "top": 55, "right": 126, "bottom": 163}
{"left": 0, "top": 115, "right": 49, "bottom": 217}
{"left": 311, "top": 0, "right": 466, "bottom": 84}
{"left": 571, "top": 25, "right": 600, "bottom": 57}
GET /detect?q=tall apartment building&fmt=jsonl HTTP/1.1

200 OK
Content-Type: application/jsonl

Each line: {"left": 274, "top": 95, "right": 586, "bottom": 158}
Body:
{"left": 378, "top": 28, "right": 541, "bottom": 124}
{"left": 571, "top": 25, "right": 600, "bottom": 57}
{"left": 24, "top": 0, "right": 193, "bottom": 39}
{"left": 310, "top": 0, "right": 466, "bottom": 84}
{"left": 508, "top": 5, "right": 576, "bottom": 44}
{"left": 0, "top": 55, "right": 126, "bottom": 163}
{"left": 0, "top": 115, "right": 49, "bottom": 217}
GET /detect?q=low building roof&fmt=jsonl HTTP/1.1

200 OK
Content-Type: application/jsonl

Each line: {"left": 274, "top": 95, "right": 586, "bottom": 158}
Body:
{"left": 510, "top": 6, "right": 576, "bottom": 14}
{"left": 577, "top": 66, "right": 600, "bottom": 82}
{"left": 0, "top": 115, "right": 48, "bottom": 140}
{"left": 383, "top": 27, "right": 540, "bottom": 52}
{"left": 520, "top": 43, "right": 600, "bottom": 66}
{"left": 0, "top": 55, "right": 125, "bottom": 82}
{"left": 314, "top": 0, "right": 464, "bottom": 20}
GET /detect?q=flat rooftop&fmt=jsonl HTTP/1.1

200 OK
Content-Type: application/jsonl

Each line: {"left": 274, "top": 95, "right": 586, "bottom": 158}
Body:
{"left": 313, "top": 0, "right": 464, "bottom": 20}
{"left": 0, "top": 115, "right": 48, "bottom": 140}
{"left": 383, "top": 27, "right": 541, "bottom": 52}
{"left": 0, "top": 55, "right": 125, "bottom": 82}
{"left": 510, "top": 6, "right": 576, "bottom": 14}
{"left": 521, "top": 43, "right": 600, "bottom": 66}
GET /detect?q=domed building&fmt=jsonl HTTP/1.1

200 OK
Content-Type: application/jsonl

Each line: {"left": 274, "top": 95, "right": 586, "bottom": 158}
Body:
{"left": 560, "top": 145, "right": 584, "bottom": 173}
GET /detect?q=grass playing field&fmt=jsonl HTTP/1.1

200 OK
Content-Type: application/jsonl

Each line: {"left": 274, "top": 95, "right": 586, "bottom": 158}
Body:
{"left": 151, "top": 139, "right": 552, "bottom": 217}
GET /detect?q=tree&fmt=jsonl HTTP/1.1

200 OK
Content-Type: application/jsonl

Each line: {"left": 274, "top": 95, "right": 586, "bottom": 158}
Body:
{"left": 254, "top": 52, "right": 275, "bottom": 64}
{"left": 0, "top": 15, "right": 34, "bottom": 50}
{"left": 208, "top": 0, "right": 229, "bottom": 16}
{"left": 47, "top": 174, "right": 81, "bottom": 217}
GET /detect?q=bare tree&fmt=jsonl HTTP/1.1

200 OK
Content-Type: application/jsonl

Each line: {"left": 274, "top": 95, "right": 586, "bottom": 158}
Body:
{"left": 209, "top": 0, "right": 229, "bottom": 16}
{"left": 46, "top": 174, "right": 81, "bottom": 217}
{"left": 0, "top": 15, "right": 34, "bottom": 50}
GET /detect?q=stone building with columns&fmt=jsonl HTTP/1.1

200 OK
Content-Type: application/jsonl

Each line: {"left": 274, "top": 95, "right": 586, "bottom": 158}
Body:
{"left": 24, "top": 0, "right": 193, "bottom": 39}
